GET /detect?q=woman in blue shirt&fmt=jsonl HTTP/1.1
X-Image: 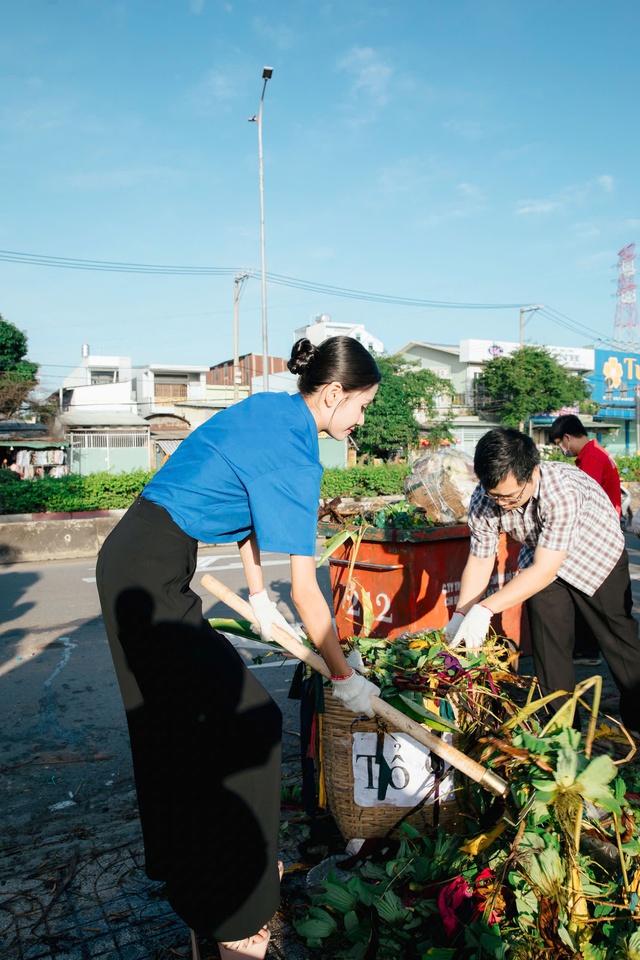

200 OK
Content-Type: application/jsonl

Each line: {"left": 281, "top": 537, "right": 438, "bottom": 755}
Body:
{"left": 96, "top": 336, "right": 380, "bottom": 960}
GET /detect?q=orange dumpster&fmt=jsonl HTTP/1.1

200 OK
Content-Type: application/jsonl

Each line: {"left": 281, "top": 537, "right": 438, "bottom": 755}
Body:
{"left": 320, "top": 522, "right": 531, "bottom": 654}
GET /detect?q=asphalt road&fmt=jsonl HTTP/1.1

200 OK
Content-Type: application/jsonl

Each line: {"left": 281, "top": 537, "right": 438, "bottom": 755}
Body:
{"left": 2, "top": 533, "right": 640, "bottom": 960}
{"left": 0, "top": 543, "right": 334, "bottom": 960}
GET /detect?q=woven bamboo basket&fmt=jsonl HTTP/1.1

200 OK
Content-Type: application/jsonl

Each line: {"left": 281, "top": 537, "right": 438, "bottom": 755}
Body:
{"left": 321, "top": 695, "right": 465, "bottom": 841}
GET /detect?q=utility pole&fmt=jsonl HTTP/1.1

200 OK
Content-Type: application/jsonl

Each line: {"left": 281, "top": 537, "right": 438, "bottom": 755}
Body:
{"left": 519, "top": 304, "right": 544, "bottom": 347}
{"left": 233, "top": 272, "right": 251, "bottom": 403}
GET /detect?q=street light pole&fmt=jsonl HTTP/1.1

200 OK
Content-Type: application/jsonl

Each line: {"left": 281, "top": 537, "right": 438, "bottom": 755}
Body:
{"left": 249, "top": 67, "right": 273, "bottom": 393}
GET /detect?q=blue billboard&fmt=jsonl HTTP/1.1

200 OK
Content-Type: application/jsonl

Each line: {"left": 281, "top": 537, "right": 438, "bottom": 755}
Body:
{"left": 588, "top": 349, "right": 640, "bottom": 420}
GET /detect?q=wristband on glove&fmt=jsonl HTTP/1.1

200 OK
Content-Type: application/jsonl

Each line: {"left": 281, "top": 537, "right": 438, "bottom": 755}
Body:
{"left": 331, "top": 668, "right": 355, "bottom": 681}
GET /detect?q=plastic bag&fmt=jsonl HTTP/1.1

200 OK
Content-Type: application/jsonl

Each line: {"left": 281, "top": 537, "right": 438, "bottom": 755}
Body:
{"left": 404, "top": 448, "right": 477, "bottom": 524}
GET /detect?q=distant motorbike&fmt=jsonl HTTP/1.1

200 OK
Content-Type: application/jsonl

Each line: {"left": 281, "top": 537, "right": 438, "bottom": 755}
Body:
{"left": 621, "top": 483, "right": 633, "bottom": 531}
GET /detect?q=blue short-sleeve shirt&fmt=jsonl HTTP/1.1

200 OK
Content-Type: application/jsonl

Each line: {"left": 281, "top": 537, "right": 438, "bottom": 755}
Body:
{"left": 142, "top": 392, "right": 322, "bottom": 556}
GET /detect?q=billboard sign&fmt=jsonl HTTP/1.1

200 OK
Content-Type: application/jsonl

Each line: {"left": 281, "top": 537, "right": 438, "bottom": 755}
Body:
{"left": 459, "top": 339, "right": 594, "bottom": 371}
{"left": 587, "top": 349, "right": 640, "bottom": 419}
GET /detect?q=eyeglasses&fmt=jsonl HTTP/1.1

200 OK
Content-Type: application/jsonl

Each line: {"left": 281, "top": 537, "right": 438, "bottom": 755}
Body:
{"left": 485, "top": 479, "right": 529, "bottom": 506}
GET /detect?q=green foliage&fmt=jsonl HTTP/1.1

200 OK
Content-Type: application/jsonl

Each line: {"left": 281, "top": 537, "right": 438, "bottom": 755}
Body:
{"left": 0, "top": 469, "right": 154, "bottom": 514}
{"left": 539, "top": 445, "right": 573, "bottom": 462}
{"left": 353, "top": 354, "right": 453, "bottom": 458}
{"left": 295, "top": 637, "right": 640, "bottom": 958}
{"left": 476, "top": 345, "right": 589, "bottom": 428}
{"left": 0, "top": 468, "right": 22, "bottom": 484}
{"left": 0, "top": 315, "right": 39, "bottom": 418}
{"left": 320, "top": 464, "right": 410, "bottom": 498}
{"left": 616, "top": 456, "right": 640, "bottom": 481}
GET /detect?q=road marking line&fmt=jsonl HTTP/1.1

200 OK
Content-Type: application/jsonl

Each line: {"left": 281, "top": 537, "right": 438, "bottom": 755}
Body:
{"left": 81, "top": 556, "right": 290, "bottom": 583}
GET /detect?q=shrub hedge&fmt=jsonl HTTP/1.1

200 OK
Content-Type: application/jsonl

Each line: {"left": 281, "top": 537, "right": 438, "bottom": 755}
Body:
{"left": 0, "top": 469, "right": 154, "bottom": 515}
{"left": 615, "top": 456, "right": 640, "bottom": 481}
{"left": 320, "top": 464, "right": 410, "bottom": 498}
{"left": 2, "top": 454, "right": 638, "bottom": 516}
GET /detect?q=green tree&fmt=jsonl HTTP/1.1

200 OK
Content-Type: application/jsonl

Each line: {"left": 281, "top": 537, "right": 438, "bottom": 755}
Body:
{"left": 352, "top": 354, "right": 453, "bottom": 458}
{"left": 476, "top": 345, "right": 589, "bottom": 428}
{"left": 0, "top": 315, "right": 40, "bottom": 418}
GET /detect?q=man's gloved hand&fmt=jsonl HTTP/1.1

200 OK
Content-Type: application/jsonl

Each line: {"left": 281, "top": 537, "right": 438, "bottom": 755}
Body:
{"left": 346, "top": 648, "right": 368, "bottom": 675}
{"left": 331, "top": 670, "right": 378, "bottom": 718}
{"left": 443, "top": 611, "right": 465, "bottom": 644}
{"left": 449, "top": 603, "right": 493, "bottom": 650}
{"left": 249, "top": 589, "right": 303, "bottom": 644}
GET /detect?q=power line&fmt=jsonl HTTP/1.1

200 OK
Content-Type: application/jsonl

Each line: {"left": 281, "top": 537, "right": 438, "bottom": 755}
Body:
{"left": 2, "top": 245, "right": 625, "bottom": 340}
{"left": 0, "top": 249, "right": 237, "bottom": 276}
{"left": 263, "top": 271, "right": 523, "bottom": 309}
{"left": 0, "top": 247, "right": 528, "bottom": 309}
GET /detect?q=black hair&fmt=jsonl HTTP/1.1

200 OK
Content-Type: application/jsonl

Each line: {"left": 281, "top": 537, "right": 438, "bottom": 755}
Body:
{"left": 474, "top": 427, "right": 540, "bottom": 489}
{"left": 288, "top": 336, "right": 381, "bottom": 396}
{"left": 548, "top": 414, "right": 587, "bottom": 443}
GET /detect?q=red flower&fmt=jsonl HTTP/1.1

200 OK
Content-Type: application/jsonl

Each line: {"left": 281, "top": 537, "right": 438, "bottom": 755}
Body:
{"left": 437, "top": 876, "right": 472, "bottom": 936}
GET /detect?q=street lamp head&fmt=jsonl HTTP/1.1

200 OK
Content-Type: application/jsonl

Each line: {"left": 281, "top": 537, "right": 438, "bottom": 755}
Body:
{"left": 248, "top": 115, "right": 258, "bottom": 122}
{"left": 262, "top": 66, "right": 273, "bottom": 80}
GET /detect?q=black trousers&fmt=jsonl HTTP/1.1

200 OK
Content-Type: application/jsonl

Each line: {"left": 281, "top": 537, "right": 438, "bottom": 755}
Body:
{"left": 96, "top": 496, "right": 282, "bottom": 941}
{"left": 526, "top": 549, "right": 640, "bottom": 731}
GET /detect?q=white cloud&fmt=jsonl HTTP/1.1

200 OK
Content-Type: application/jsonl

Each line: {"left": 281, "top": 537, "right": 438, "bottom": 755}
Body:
{"left": 309, "top": 246, "right": 336, "bottom": 260}
{"left": 495, "top": 144, "right": 535, "bottom": 162}
{"left": 61, "top": 167, "right": 183, "bottom": 191}
{"left": 515, "top": 199, "right": 560, "bottom": 215}
{"left": 443, "top": 119, "right": 484, "bottom": 141}
{"left": 515, "top": 175, "right": 614, "bottom": 217}
{"left": 375, "top": 157, "right": 432, "bottom": 196}
{"left": 569, "top": 221, "right": 600, "bottom": 239}
{"left": 187, "top": 69, "right": 239, "bottom": 113}
{"left": 416, "top": 182, "right": 487, "bottom": 228}
{"left": 457, "top": 182, "right": 484, "bottom": 200}
{"left": 336, "top": 46, "right": 393, "bottom": 109}
{"left": 190, "top": 0, "right": 206, "bottom": 12}
{"left": 252, "top": 17, "right": 297, "bottom": 49}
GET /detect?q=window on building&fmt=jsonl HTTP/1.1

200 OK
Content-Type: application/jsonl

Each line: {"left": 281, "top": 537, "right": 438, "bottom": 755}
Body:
{"left": 154, "top": 374, "right": 189, "bottom": 401}
{"left": 90, "top": 369, "right": 119, "bottom": 385}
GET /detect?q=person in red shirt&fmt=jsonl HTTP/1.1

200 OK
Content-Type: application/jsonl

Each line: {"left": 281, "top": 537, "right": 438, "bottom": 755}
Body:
{"left": 549, "top": 414, "right": 623, "bottom": 666}
{"left": 549, "top": 415, "right": 621, "bottom": 515}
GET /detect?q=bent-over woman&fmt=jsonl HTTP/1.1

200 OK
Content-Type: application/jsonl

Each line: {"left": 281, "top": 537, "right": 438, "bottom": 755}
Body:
{"left": 96, "top": 335, "right": 381, "bottom": 959}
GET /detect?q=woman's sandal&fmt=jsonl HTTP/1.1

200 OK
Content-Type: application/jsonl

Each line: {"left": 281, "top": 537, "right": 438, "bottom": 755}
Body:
{"left": 218, "top": 926, "right": 271, "bottom": 960}
{"left": 190, "top": 863, "right": 283, "bottom": 960}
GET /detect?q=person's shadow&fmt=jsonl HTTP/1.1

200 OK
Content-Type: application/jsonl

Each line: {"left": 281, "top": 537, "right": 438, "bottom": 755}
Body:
{"left": 112, "top": 587, "right": 282, "bottom": 939}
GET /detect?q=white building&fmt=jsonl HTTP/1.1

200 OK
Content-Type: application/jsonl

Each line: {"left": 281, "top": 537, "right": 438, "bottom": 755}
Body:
{"left": 460, "top": 339, "right": 594, "bottom": 405}
{"left": 397, "top": 338, "right": 595, "bottom": 454}
{"left": 294, "top": 315, "right": 383, "bottom": 354}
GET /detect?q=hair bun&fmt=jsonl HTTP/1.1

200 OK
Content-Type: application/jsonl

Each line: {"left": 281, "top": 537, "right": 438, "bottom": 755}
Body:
{"left": 288, "top": 338, "right": 319, "bottom": 375}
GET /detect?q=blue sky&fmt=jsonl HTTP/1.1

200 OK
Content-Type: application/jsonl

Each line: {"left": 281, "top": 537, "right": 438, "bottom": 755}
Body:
{"left": 2, "top": 0, "right": 639, "bottom": 394}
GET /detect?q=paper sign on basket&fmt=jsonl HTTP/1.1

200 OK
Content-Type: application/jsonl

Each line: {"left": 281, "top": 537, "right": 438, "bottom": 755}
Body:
{"left": 352, "top": 731, "right": 455, "bottom": 808}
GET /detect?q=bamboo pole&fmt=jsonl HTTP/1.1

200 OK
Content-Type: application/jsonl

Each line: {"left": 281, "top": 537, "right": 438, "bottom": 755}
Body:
{"left": 201, "top": 573, "right": 509, "bottom": 798}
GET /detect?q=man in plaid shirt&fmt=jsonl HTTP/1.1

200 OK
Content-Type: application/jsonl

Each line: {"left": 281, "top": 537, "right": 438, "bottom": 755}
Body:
{"left": 445, "top": 427, "right": 640, "bottom": 732}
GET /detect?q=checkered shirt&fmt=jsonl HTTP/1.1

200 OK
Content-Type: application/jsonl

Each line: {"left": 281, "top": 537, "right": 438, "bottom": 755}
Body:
{"left": 468, "top": 461, "right": 624, "bottom": 596}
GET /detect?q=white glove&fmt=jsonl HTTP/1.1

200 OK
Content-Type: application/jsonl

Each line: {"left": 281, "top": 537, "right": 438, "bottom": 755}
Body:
{"left": 346, "top": 648, "right": 368, "bottom": 675}
{"left": 443, "top": 611, "right": 465, "bottom": 644}
{"left": 249, "top": 589, "right": 303, "bottom": 644}
{"left": 449, "top": 604, "right": 493, "bottom": 650}
{"left": 331, "top": 670, "right": 378, "bottom": 718}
